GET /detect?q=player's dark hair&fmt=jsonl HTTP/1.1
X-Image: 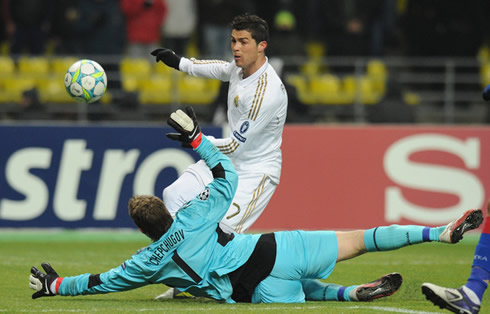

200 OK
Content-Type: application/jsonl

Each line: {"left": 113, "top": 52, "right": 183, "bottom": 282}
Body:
{"left": 128, "top": 195, "right": 173, "bottom": 241}
{"left": 231, "top": 14, "right": 269, "bottom": 44}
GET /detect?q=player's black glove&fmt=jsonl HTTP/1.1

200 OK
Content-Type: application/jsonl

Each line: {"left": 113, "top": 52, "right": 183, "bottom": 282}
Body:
{"left": 29, "top": 262, "right": 60, "bottom": 299}
{"left": 151, "top": 48, "right": 181, "bottom": 70}
{"left": 483, "top": 84, "right": 490, "bottom": 101}
{"left": 167, "top": 106, "right": 202, "bottom": 149}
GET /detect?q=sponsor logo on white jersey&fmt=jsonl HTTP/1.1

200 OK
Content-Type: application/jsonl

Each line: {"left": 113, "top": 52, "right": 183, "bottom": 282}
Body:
{"left": 233, "top": 131, "right": 247, "bottom": 143}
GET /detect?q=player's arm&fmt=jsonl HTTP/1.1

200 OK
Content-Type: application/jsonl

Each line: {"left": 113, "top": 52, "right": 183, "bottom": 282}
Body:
{"left": 29, "top": 260, "right": 148, "bottom": 298}
{"left": 166, "top": 107, "right": 238, "bottom": 222}
{"left": 210, "top": 90, "right": 286, "bottom": 157}
{"left": 151, "top": 48, "right": 233, "bottom": 81}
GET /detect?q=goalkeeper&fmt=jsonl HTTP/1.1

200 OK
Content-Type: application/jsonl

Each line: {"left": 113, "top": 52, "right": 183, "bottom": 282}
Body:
{"left": 152, "top": 13, "right": 287, "bottom": 300}
{"left": 30, "top": 107, "right": 484, "bottom": 303}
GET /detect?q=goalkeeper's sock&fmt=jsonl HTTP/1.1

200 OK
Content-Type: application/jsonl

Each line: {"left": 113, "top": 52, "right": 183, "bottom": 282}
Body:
{"left": 301, "top": 279, "right": 357, "bottom": 301}
{"left": 364, "top": 225, "right": 440, "bottom": 252}
{"left": 464, "top": 218, "right": 490, "bottom": 301}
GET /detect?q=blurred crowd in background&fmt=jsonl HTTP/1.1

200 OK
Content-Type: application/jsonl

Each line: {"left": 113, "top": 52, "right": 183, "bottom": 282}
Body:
{"left": 1, "top": 0, "right": 490, "bottom": 124}
{"left": 2, "top": 0, "right": 490, "bottom": 59}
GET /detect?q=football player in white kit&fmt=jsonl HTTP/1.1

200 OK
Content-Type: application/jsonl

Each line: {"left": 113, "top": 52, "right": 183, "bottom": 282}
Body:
{"left": 151, "top": 14, "right": 287, "bottom": 298}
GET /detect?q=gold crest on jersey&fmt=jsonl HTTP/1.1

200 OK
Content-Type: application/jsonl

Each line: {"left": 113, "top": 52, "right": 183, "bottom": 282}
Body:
{"left": 234, "top": 95, "right": 239, "bottom": 108}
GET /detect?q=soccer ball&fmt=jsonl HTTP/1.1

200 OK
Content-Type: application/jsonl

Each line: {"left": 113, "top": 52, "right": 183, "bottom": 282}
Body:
{"left": 64, "top": 59, "right": 107, "bottom": 103}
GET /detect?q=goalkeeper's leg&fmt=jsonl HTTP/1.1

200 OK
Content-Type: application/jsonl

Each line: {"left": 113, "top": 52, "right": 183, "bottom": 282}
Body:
{"left": 336, "top": 209, "right": 483, "bottom": 262}
{"left": 301, "top": 273, "right": 402, "bottom": 302}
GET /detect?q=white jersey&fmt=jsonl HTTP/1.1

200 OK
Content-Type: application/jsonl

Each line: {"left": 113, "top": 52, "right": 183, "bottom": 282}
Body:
{"left": 179, "top": 57, "right": 287, "bottom": 184}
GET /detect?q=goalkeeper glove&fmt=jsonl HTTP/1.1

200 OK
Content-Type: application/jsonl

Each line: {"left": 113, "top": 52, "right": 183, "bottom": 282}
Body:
{"left": 29, "top": 262, "right": 62, "bottom": 299}
{"left": 151, "top": 48, "right": 181, "bottom": 70}
{"left": 167, "top": 106, "right": 202, "bottom": 149}
{"left": 483, "top": 84, "right": 490, "bottom": 101}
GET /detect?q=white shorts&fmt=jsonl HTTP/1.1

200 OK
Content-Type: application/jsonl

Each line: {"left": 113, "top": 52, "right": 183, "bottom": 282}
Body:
{"left": 162, "top": 160, "right": 277, "bottom": 233}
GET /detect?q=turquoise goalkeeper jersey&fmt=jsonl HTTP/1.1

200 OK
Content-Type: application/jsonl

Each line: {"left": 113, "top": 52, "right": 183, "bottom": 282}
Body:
{"left": 57, "top": 136, "right": 261, "bottom": 303}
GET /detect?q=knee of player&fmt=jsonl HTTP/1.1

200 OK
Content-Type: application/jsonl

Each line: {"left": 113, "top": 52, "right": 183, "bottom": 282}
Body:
{"left": 162, "top": 186, "right": 172, "bottom": 204}
{"left": 336, "top": 230, "right": 367, "bottom": 261}
{"left": 228, "top": 171, "right": 239, "bottom": 193}
{"left": 355, "top": 230, "right": 368, "bottom": 252}
{"left": 162, "top": 184, "right": 181, "bottom": 215}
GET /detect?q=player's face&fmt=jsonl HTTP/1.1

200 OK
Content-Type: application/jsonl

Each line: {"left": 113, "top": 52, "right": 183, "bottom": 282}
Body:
{"left": 231, "top": 29, "right": 266, "bottom": 77}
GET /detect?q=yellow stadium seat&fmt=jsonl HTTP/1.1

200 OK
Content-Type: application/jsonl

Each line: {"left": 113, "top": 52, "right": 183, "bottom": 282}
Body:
{"left": 286, "top": 74, "right": 307, "bottom": 92}
{"left": 309, "top": 74, "right": 351, "bottom": 104}
{"left": 139, "top": 74, "right": 173, "bottom": 105}
{"left": 99, "top": 91, "right": 112, "bottom": 105}
{"left": 17, "top": 57, "right": 50, "bottom": 89}
{"left": 38, "top": 76, "right": 72, "bottom": 104}
{"left": 18, "top": 57, "right": 49, "bottom": 75}
{"left": 367, "top": 59, "right": 387, "bottom": 78}
{"left": 0, "top": 41, "right": 9, "bottom": 55}
{"left": 51, "top": 57, "right": 78, "bottom": 74}
{"left": 185, "top": 41, "right": 200, "bottom": 58}
{"left": 305, "top": 41, "right": 325, "bottom": 58}
{"left": 121, "top": 58, "right": 152, "bottom": 92}
{"left": 0, "top": 92, "right": 9, "bottom": 103}
{"left": 343, "top": 76, "right": 356, "bottom": 94}
{"left": 208, "top": 79, "right": 221, "bottom": 91}
{"left": 286, "top": 74, "right": 316, "bottom": 105}
{"left": 300, "top": 59, "right": 321, "bottom": 76}
{"left": 0, "top": 56, "right": 15, "bottom": 102}
{"left": 120, "top": 57, "right": 151, "bottom": 76}
{"left": 3, "top": 76, "right": 37, "bottom": 102}
{"left": 0, "top": 56, "right": 15, "bottom": 74}
{"left": 310, "top": 74, "right": 340, "bottom": 94}
{"left": 403, "top": 91, "right": 421, "bottom": 105}
{"left": 154, "top": 63, "right": 173, "bottom": 76}
{"left": 179, "top": 76, "right": 206, "bottom": 91}
{"left": 300, "top": 42, "right": 327, "bottom": 77}
{"left": 366, "top": 59, "right": 387, "bottom": 95}
{"left": 121, "top": 76, "right": 139, "bottom": 92}
{"left": 343, "top": 75, "right": 378, "bottom": 105}
{"left": 478, "top": 45, "right": 489, "bottom": 64}
{"left": 358, "top": 77, "right": 377, "bottom": 104}
{"left": 480, "top": 63, "right": 490, "bottom": 88}
{"left": 177, "top": 76, "right": 219, "bottom": 105}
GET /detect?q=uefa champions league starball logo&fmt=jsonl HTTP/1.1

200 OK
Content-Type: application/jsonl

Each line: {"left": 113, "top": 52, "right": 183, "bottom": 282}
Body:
{"left": 199, "top": 188, "right": 210, "bottom": 201}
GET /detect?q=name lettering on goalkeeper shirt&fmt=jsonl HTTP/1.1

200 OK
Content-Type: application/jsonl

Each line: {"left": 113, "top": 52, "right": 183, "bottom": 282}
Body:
{"left": 149, "top": 229, "right": 185, "bottom": 265}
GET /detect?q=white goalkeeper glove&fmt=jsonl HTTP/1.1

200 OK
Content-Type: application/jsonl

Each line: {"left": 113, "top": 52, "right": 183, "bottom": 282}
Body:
{"left": 29, "top": 262, "right": 61, "bottom": 299}
{"left": 167, "top": 106, "right": 202, "bottom": 149}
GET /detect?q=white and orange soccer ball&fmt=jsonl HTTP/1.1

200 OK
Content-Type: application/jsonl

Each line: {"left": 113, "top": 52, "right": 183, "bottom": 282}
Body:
{"left": 64, "top": 59, "right": 107, "bottom": 103}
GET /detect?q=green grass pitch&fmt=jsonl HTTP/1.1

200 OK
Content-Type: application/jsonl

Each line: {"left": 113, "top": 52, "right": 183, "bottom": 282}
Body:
{"left": 1, "top": 230, "right": 488, "bottom": 313}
